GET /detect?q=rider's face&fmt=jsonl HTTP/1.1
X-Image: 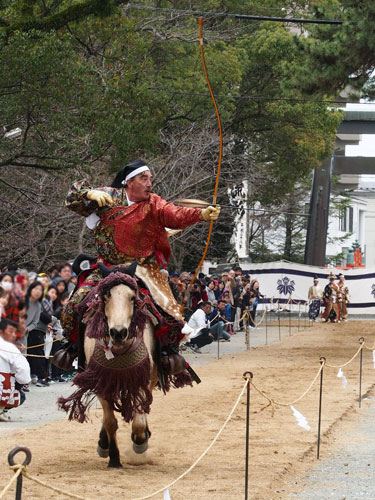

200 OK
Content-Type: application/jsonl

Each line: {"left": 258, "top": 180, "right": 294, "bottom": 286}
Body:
{"left": 126, "top": 171, "right": 152, "bottom": 202}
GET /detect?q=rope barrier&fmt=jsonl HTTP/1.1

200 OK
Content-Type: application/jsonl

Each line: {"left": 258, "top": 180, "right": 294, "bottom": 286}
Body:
{"left": 0, "top": 464, "right": 23, "bottom": 499}
{"left": 249, "top": 361, "right": 325, "bottom": 412}
{"left": 131, "top": 379, "right": 248, "bottom": 500}
{"left": 0, "top": 381, "right": 248, "bottom": 500}
{"left": 325, "top": 342, "right": 364, "bottom": 369}
{"left": 0, "top": 348, "right": 53, "bottom": 358}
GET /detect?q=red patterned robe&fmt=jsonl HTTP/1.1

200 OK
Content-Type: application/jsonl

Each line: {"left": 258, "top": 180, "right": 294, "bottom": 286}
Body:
{"left": 62, "top": 180, "right": 202, "bottom": 337}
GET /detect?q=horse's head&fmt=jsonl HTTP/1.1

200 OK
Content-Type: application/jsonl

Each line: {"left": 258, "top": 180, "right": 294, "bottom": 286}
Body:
{"left": 104, "top": 282, "right": 136, "bottom": 346}
{"left": 78, "top": 261, "right": 144, "bottom": 347}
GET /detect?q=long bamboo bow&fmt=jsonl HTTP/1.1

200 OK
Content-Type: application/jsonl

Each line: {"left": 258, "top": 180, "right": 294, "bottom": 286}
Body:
{"left": 179, "top": 17, "right": 223, "bottom": 313}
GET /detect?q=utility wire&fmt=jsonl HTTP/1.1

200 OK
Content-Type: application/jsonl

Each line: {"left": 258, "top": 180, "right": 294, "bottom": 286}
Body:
{"left": 128, "top": 4, "right": 344, "bottom": 25}
{"left": 157, "top": 90, "right": 363, "bottom": 106}
{"left": 221, "top": 205, "right": 310, "bottom": 217}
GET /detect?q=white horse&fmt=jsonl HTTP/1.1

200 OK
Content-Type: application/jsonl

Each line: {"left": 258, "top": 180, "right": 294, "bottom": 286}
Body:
{"left": 85, "top": 277, "right": 158, "bottom": 468}
{"left": 58, "top": 264, "right": 159, "bottom": 468}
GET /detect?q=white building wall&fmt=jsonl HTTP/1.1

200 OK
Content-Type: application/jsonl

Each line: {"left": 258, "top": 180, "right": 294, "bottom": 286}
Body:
{"left": 326, "top": 196, "right": 367, "bottom": 258}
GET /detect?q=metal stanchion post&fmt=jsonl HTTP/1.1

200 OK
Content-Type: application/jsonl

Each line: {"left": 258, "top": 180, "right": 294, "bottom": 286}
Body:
{"left": 245, "top": 310, "right": 250, "bottom": 350}
{"left": 243, "top": 371, "right": 253, "bottom": 500}
{"left": 317, "top": 357, "right": 325, "bottom": 460}
{"left": 288, "top": 306, "right": 291, "bottom": 336}
{"left": 265, "top": 305, "right": 268, "bottom": 345}
{"left": 8, "top": 446, "right": 32, "bottom": 500}
{"left": 217, "top": 329, "right": 220, "bottom": 360}
{"left": 359, "top": 337, "right": 364, "bottom": 408}
{"left": 304, "top": 302, "right": 307, "bottom": 329}
{"left": 298, "top": 302, "right": 301, "bottom": 331}
{"left": 278, "top": 308, "right": 281, "bottom": 341}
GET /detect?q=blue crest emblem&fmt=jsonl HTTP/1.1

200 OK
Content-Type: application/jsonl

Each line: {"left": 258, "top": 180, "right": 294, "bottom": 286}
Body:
{"left": 277, "top": 276, "right": 295, "bottom": 296}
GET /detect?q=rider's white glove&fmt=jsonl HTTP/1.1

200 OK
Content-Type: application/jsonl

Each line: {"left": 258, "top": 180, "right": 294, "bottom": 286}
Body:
{"left": 201, "top": 205, "right": 221, "bottom": 221}
{"left": 87, "top": 190, "right": 114, "bottom": 207}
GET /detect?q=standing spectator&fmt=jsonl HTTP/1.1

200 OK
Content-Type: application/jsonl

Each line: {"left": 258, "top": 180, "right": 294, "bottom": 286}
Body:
{"left": 169, "top": 272, "right": 182, "bottom": 303}
{"left": 206, "top": 280, "right": 216, "bottom": 305}
{"left": 240, "top": 283, "right": 251, "bottom": 329}
{"left": 53, "top": 263, "right": 74, "bottom": 293}
{"left": 249, "top": 279, "right": 262, "bottom": 328}
{"left": 232, "top": 276, "right": 243, "bottom": 331}
{"left": 1, "top": 273, "right": 21, "bottom": 325}
{"left": 0, "top": 288, "right": 9, "bottom": 318}
{"left": 308, "top": 276, "right": 323, "bottom": 322}
{"left": 53, "top": 277, "right": 67, "bottom": 297}
{"left": 0, "top": 319, "right": 31, "bottom": 422}
{"left": 189, "top": 281, "right": 208, "bottom": 311}
{"left": 322, "top": 272, "right": 341, "bottom": 322}
{"left": 215, "top": 281, "right": 226, "bottom": 300}
{"left": 25, "top": 282, "right": 46, "bottom": 384}
{"left": 44, "top": 285, "right": 59, "bottom": 315}
{"left": 337, "top": 273, "right": 350, "bottom": 322}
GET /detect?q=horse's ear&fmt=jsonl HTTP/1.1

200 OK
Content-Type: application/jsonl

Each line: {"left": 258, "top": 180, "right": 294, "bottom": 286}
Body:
{"left": 124, "top": 261, "right": 137, "bottom": 277}
{"left": 98, "top": 262, "right": 111, "bottom": 278}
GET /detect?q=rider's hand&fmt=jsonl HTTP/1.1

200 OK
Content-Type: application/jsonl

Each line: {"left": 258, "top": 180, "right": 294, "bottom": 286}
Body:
{"left": 87, "top": 190, "right": 114, "bottom": 207}
{"left": 201, "top": 205, "right": 221, "bottom": 221}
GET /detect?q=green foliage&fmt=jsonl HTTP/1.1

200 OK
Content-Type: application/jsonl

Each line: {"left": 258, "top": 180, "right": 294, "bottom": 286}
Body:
{"left": 0, "top": 1, "right": 344, "bottom": 269}
{"left": 294, "top": 1, "right": 375, "bottom": 97}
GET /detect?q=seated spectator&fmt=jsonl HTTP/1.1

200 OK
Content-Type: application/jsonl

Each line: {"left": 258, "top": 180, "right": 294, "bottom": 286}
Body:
{"left": 186, "top": 302, "right": 215, "bottom": 353}
{"left": 209, "top": 300, "right": 231, "bottom": 341}
{"left": 0, "top": 318, "right": 31, "bottom": 422}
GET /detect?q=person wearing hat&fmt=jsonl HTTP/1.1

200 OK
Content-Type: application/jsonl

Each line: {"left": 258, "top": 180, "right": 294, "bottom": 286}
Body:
{"left": 337, "top": 273, "right": 350, "bottom": 322}
{"left": 322, "top": 272, "right": 341, "bottom": 322}
{"left": 62, "top": 159, "right": 220, "bottom": 340}
{"left": 307, "top": 276, "right": 323, "bottom": 322}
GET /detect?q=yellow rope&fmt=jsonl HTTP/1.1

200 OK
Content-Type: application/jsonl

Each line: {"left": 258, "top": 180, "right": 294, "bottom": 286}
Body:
{"left": 0, "top": 464, "right": 23, "bottom": 499}
{"left": 26, "top": 337, "right": 63, "bottom": 350}
{"left": 0, "top": 348, "right": 53, "bottom": 358}
{"left": 250, "top": 361, "right": 325, "bottom": 409}
{"left": 23, "top": 471, "right": 90, "bottom": 500}
{"left": 325, "top": 343, "right": 364, "bottom": 369}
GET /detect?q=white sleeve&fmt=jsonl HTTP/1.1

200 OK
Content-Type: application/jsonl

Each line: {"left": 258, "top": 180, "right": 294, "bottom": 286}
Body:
{"left": 10, "top": 353, "right": 31, "bottom": 385}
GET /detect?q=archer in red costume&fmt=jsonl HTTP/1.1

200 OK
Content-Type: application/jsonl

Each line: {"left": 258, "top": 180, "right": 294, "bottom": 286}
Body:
{"left": 61, "top": 159, "right": 220, "bottom": 341}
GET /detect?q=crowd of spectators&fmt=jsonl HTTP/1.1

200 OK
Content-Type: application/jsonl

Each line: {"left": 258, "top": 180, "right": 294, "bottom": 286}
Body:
{"left": 0, "top": 261, "right": 263, "bottom": 421}
{"left": 0, "top": 263, "right": 77, "bottom": 390}
{"left": 165, "top": 266, "right": 263, "bottom": 353}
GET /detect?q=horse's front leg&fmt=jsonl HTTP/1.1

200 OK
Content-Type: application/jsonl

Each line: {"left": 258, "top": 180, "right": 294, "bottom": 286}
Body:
{"left": 99, "top": 397, "right": 122, "bottom": 468}
{"left": 131, "top": 363, "right": 158, "bottom": 454}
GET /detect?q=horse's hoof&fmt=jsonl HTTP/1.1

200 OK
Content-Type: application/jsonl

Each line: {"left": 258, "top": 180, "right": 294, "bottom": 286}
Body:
{"left": 108, "top": 461, "right": 123, "bottom": 468}
{"left": 133, "top": 441, "right": 148, "bottom": 454}
{"left": 97, "top": 445, "right": 109, "bottom": 458}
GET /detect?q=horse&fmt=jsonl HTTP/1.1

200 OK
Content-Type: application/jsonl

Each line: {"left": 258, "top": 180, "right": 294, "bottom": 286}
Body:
{"left": 58, "top": 263, "right": 159, "bottom": 468}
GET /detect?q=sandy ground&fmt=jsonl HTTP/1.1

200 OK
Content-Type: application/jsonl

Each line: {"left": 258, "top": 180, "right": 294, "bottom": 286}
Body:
{"left": 1, "top": 320, "right": 375, "bottom": 500}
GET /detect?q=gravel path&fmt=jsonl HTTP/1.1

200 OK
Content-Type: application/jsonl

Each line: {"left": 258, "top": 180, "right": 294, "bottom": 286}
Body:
{"left": 288, "top": 396, "right": 375, "bottom": 500}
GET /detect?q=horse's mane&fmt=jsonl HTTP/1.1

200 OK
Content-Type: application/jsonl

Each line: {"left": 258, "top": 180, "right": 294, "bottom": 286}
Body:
{"left": 76, "top": 272, "right": 148, "bottom": 341}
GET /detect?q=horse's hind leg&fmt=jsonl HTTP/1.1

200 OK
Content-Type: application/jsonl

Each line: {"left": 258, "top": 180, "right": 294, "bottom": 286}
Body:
{"left": 99, "top": 397, "right": 122, "bottom": 468}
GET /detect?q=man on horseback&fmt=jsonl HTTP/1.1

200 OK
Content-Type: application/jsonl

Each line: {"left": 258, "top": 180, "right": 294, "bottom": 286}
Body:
{"left": 61, "top": 159, "right": 220, "bottom": 344}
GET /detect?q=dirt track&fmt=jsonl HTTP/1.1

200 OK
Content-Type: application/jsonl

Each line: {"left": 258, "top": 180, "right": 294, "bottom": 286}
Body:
{"left": 1, "top": 321, "right": 375, "bottom": 500}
